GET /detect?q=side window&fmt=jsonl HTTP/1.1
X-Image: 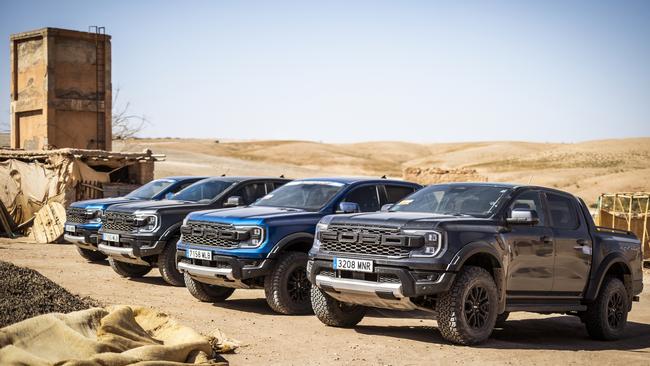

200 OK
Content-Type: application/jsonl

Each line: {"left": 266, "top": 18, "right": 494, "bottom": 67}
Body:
{"left": 169, "top": 181, "right": 194, "bottom": 194}
{"left": 385, "top": 185, "right": 416, "bottom": 204}
{"left": 273, "top": 181, "right": 287, "bottom": 190}
{"left": 546, "top": 193, "right": 579, "bottom": 230}
{"left": 343, "top": 185, "right": 380, "bottom": 212}
{"left": 233, "top": 183, "right": 268, "bottom": 205}
{"left": 508, "top": 190, "right": 546, "bottom": 226}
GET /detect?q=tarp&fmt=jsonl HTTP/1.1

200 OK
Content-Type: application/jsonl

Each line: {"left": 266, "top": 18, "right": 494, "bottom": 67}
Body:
{"left": 0, "top": 305, "right": 237, "bottom": 365}
{"left": 0, "top": 156, "right": 109, "bottom": 228}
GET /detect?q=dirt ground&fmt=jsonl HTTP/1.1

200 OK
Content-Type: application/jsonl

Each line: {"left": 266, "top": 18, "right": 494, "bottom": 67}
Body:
{"left": 1, "top": 239, "right": 649, "bottom": 365}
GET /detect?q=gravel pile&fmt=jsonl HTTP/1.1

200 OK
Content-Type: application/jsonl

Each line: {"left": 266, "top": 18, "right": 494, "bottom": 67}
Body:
{"left": 0, "top": 261, "right": 101, "bottom": 328}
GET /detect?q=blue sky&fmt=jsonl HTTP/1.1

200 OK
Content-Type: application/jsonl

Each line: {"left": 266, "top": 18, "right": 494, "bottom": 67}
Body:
{"left": 1, "top": 0, "right": 649, "bottom": 142}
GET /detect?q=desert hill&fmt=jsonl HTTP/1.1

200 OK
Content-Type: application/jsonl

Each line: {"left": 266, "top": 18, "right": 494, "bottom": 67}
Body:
{"left": 115, "top": 137, "right": 650, "bottom": 205}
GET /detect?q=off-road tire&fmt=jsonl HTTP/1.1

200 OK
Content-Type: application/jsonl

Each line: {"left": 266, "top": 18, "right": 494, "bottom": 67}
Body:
{"left": 436, "top": 266, "right": 498, "bottom": 345}
{"left": 76, "top": 246, "right": 107, "bottom": 262}
{"left": 109, "top": 257, "right": 152, "bottom": 278}
{"left": 158, "top": 236, "right": 184, "bottom": 286}
{"left": 264, "top": 251, "right": 312, "bottom": 315}
{"left": 184, "top": 273, "right": 235, "bottom": 302}
{"left": 495, "top": 311, "right": 510, "bottom": 328}
{"left": 583, "top": 277, "right": 629, "bottom": 340}
{"left": 311, "top": 286, "right": 367, "bottom": 327}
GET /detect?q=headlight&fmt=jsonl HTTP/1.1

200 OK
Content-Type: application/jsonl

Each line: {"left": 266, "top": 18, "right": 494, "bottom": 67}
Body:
{"left": 84, "top": 209, "right": 103, "bottom": 223}
{"left": 404, "top": 229, "right": 444, "bottom": 257}
{"left": 234, "top": 225, "right": 265, "bottom": 248}
{"left": 134, "top": 212, "right": 159, "bottom": 233}
{"left": 313, "top": 216, "right": 334, "bottom": 251}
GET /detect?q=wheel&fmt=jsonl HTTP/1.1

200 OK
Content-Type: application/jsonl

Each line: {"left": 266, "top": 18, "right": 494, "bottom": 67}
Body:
{"left": 184, "top": 273, "right": 235, "bottom": 302}
{"left": 158, "top": 237, "right": 184, "bottom": 286}
{"left": 495, "top": 311, "right": 510, "bottom": 328}
{"left": 583, "top": 277, "right": 629, "bottom": 340}
{"left": 311, "top": 286, "right": 367, "bottom": 327}
{"left": 264, "top": 251, "right": 312, "bottom": 315}
{"left": 76, "top": 246, "right": 107, "bottom": 262}
{"left": 108, "top": 257, "right": 152, "bottom": 278}
{"left": 436, "top": 266, "right": 498, "bottom": 345}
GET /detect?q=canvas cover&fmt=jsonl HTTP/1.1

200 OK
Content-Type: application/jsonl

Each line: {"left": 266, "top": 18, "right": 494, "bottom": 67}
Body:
{"left": 0, "top": 305, "right": 237, "bottom": 365}
{"left": 0, "top": 155, "right": 109, "bottom": 228}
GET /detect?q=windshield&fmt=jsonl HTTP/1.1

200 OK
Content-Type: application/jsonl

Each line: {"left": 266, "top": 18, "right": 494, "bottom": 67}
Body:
{"left": 173, "top": 179, "right": 234, "bottom": 203}
{"left": 252, "top": 181, "right": 345, "bottom": 211}
{"left": 125, "top": 179, "right": 175, "bottom": 199}
{"left": 391, "top": 184, "right": 511, "bottom": 217}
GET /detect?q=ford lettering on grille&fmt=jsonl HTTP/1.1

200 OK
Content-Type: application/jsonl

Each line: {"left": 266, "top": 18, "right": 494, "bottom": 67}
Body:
{"left": 181, "top": 221, "right": 241, "bottom": 248}
{"left": 319, "top": 223, "right": 422, "bottom": 257}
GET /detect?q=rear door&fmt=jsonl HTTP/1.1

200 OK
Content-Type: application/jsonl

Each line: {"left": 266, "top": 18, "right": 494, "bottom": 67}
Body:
{"left": 503, "top": 190, "right": 555, "bottom": 292}
{"left": 545, "top": 192, "right": 592, "bottom": 295}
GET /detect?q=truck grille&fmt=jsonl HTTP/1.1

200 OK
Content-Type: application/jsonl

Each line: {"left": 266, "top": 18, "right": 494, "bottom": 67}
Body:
{"left": 320, "top": 223, "right": 411, "bottom": 258}
{"left": 103, "top": 212, "right": 135, "bottom": 232}
{"left": 181, "top": 221, "right": 240, "bottom": 248}
{"left": 66, "top": 207, "right": 87, "bottom": 224}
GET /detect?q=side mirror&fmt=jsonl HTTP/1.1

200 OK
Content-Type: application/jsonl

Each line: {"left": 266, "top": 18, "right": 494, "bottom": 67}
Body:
{"left": 164, "top": 192, "right": 174, "bottom": 200}
{"left": 337, "top": 202, "right": 360, "bottom": 214}
{"left": 381, "top": 204, "right": 393, "bottom": 212}
{"left": 506, "top": 209, "right": 539, "bottom": 225}
{"left": 224, "top": 196, "right": 244, "bottom": 207}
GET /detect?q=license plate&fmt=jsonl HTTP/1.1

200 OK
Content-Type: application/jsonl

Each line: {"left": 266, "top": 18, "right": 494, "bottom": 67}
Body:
{"left": 187, "top": 249, "right": 212, "bottom": 260}
{"left": 102, "top": 233, "right": 120, "bottom": 242}
{"left": 333, "top": 257, "right": 373, "bottom": 273}
{"left": 65, "top": 224, "right": 76, "bottom": 233}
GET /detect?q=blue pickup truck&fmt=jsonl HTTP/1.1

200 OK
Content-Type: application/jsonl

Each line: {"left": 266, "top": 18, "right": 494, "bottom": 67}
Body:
{"left": 64, "top": 176, "right": 204, "bottom": 262}
{"left": 176, "top": 177, "right": 421, "bottom": 314}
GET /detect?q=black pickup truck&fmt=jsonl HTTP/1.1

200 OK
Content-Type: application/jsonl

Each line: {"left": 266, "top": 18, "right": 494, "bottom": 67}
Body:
{"left": 97, "top": 176, "right": 289, "bottom": 285}
{"left": 308, "top": 183, "right": 643, "bottom": 345}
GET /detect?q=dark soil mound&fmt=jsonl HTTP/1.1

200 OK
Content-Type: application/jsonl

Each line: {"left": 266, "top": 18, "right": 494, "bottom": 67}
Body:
{"left": 0, "top": 261, "right": 101, "bottom": 328}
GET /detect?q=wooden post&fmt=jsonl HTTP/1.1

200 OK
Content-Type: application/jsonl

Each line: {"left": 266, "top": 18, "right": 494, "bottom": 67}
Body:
{"left": 643, "top": 196, "right": 649, "bottom": 261}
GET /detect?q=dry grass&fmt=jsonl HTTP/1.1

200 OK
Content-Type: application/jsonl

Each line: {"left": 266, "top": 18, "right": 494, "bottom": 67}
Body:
{"left": 116, "top": 137, "right": 650, "bottom": 205}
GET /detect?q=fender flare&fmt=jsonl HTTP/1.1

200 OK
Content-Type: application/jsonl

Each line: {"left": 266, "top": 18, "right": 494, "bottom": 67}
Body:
{"left": 446, "top": 241, "right": 504, "bottom": 272}
{"left": 447, "top": 241, "right": 506, "bottom": 312}
{"left": 268, "top": 232, "right": 315, "bottom": 258}
{"left": 159, "top": 223, "right": 182, "bottom": 242}
{"left": 584, "top": 253, "right": 631, "bottom": 302}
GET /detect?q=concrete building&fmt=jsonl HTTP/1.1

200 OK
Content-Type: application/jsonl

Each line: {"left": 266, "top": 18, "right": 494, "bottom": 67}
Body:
{"left": 10, "top": 27, "right": 112, "bottom": 150}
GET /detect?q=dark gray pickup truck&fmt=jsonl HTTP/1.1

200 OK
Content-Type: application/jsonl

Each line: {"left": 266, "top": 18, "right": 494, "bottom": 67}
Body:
{"left": 308, "top": 183, "right": 643, "bottom": 345}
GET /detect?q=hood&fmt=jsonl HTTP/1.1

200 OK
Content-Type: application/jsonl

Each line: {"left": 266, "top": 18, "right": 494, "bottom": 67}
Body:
{"left": 70, "top": 197, "right": 139, "bottom": 210}
{"left": 329, "top": 211, "right": 492, "bottom": 230}
{"left": 189, "top": 205, "right": 314, "bottom": 224}
{"left": 106, "top": 199, "right": 209, "bottom": 213}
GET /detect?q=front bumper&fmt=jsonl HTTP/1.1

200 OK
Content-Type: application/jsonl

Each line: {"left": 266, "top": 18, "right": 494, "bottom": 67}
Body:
{"left": 176, "top": 250, "right": 274, "bottom": 285}
{"left": 308, "top": 257, "right": 455, "bottom": 310}
{"left": 63, "top": 226, "right": 100, "bottom": 250}
{"left": 97, "top": 231, "right": 166, "bottom": 263}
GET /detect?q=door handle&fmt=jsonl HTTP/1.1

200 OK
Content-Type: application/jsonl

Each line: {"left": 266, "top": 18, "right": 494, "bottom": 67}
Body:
{"left": 540, "top": 236, "right": 552, "bottom": 243}
{"left": 576, "top": 239, "right": 589, "bottom": 246}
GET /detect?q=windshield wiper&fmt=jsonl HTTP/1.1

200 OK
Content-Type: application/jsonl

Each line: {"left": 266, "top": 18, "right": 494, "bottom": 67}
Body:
{"left": 441, "top": 212, "right": 473, "bottom": 217}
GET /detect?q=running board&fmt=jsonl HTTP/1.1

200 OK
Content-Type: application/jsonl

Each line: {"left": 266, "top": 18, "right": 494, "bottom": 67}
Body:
{"left": 505, "top": 303, "right": 586, "bottom": 312}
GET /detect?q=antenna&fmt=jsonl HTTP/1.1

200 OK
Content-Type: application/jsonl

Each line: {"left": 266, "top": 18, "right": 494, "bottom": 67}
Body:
{"left": 527, "top": 176, "right": 533, "bottom": 184}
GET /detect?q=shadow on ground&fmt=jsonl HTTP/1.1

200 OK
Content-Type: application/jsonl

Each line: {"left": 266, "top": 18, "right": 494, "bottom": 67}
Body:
{"left": 354, "top": 316, "right": 650, "bottom": 351}
{"left": 129, "top": 275, "right": 175, "bottom": 287}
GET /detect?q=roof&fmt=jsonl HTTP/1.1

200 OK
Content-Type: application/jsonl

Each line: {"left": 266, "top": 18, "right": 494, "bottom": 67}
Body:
{"left": 162, "top": 176, "right": 208, "bottom": 182}
{"left": 0, "top": 148, "right": 164, "bottom": 162}
{"left": 295, "top": 177, "right": 415, "bottom": 185}
{"left": 10, "top": 27, "right": 111, "bottom": 41}
{"left": 436, "top": 182, "right": 519, "bottom": 188}
{"left": 198, "top": 176, "right": 290, "bottom": 183}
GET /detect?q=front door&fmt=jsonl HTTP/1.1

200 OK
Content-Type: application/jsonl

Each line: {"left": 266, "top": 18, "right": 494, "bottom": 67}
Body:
{"left": 502, "top": 190, "right": 555, "bottom": 293}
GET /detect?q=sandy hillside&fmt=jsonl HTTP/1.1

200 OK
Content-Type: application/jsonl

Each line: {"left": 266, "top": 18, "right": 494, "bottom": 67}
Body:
{"left": 114, "top": 137, "right": 650, "bottom": 205}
